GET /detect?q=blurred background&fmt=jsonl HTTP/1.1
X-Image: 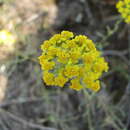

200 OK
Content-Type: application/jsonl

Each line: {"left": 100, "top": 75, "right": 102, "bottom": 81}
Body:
{"left": 0, "top": 0, "right": 130, "bottom": 130}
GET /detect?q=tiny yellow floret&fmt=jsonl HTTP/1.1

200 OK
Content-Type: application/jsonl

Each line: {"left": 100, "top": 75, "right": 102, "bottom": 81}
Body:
{"left": 43, "top": 71, "right": 55, "bottom": 86}
{"left": 70, "top": 78, "right": 83, "bottom": 91}
{"left": 54, "top": 74, "right": 68, "bottom": 87}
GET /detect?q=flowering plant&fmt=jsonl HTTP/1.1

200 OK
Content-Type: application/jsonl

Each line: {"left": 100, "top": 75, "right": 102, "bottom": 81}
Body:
{"left": 39, "top": 31, "right": 108, "bottom": 92}
{"left": 116, "top": 0, "right": 130, "bottom": 24}
{"left": 0, "top": 30, "right": 15, "bottom": 45}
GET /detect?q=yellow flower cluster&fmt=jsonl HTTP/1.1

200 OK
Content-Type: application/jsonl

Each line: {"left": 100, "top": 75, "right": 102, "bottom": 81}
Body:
{"left": 39, "top": 31, "right": 108, "bottom": 92}
{"left": 116, "top": 0, "right": 130, "bottom": 23}
{"left": 0, "top": 30, "right": 15, "bottom": 45}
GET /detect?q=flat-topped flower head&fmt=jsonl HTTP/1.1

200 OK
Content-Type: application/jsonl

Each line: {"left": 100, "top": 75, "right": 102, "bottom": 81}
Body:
{"left": 116, "top": 0, "right": 130, "bottom": 24}
{"left": 38, "top": 31, "right": 109, "bottom": 92}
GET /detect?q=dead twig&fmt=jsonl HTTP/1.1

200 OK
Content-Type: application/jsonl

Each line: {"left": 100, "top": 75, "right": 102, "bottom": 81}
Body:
{"left": 0, "top": 97, "right": 43, "bottom": 108}
{"left": 119, "top": 26, "right": 130, "bottom": 129}
{"left": 103, "top": 50, "right": 128, "bottom": 56}
{"left": 80, "top": 0, "right": 95, "bottom": 25}
{"left": 0, "top": 109, "right": 58, "bottom": 130}
{"left": 24, "top": 12, "right": 47, "bottom": 24}
{"left": 16, "top": 11, "right": 47, "bottom": 26}
{"left": 103, "top": 50, "right": 130, "bottom": 66}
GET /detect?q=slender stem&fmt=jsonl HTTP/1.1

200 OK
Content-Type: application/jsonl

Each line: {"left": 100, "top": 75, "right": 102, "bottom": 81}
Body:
{"left": 126, "top": 24, "right": 130, "bottom": 128}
